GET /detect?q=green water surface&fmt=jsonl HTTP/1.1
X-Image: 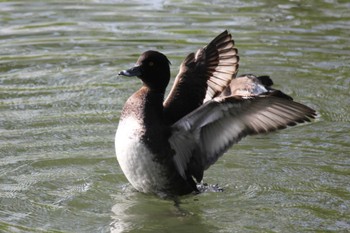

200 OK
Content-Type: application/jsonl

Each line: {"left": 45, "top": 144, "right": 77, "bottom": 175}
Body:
{"left": 1, "top": 0, "right": 350, "bottom": 232}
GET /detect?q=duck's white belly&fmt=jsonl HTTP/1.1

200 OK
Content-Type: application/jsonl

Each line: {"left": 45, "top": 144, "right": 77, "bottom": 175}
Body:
{"left": 115, "top": 116, "right": 168, "bottom": 194}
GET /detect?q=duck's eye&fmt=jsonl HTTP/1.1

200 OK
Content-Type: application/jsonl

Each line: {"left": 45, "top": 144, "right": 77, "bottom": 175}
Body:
{"left": 148, "top": 61, "right": 154, "bottom": 66}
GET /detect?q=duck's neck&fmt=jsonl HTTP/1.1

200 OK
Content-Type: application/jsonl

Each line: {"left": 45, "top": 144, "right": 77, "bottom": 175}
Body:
{"left": 122, "top": 86, "right": 165, "bottom": 123}
{"left": 141, "top": 86, "right": 165, "bottom": 117}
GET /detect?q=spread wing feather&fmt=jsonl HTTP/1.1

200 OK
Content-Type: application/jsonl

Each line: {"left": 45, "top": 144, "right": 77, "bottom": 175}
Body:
{"left": 163, "top": 30, "right": 239, "bottom": 125}
{"left": 169, "top": 96, "right": 316, "bottom": 181}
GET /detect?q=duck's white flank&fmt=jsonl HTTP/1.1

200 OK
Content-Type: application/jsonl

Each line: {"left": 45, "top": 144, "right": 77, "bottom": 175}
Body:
{"left": 115, "top": 116, "right": 167, "bottom": 194}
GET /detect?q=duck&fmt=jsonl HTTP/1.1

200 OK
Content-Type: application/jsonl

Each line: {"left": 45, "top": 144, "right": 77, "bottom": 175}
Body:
{"left": 115, "top": 30, "right": 316, "bottom": 198}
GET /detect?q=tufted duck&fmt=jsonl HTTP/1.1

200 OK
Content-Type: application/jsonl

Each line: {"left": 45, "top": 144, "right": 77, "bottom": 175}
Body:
{"left": 115, "top": 30, "right": 316, "bottom": 198}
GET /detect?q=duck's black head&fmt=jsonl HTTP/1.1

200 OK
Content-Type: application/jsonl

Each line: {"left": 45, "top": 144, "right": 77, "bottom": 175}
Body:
{"left": 119, "top": 50, "right": 171, "bottom": 92}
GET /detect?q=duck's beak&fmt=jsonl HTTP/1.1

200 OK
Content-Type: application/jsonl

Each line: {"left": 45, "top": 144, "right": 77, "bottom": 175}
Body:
{"left": 118, "top": 65, "right": 142, "bottom": 77}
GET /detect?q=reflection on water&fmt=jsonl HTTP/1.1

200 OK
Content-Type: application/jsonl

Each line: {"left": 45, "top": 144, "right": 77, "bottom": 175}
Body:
{"left": 1, "top": 0, "right": 350, "bottom": 232}
{"left": 110, "top": 190, "right": 218, "bottom": 233}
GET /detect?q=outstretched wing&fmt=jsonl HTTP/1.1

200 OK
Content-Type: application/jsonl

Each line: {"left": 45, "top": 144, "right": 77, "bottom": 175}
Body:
{"left": 163, "top": 30, "right": 239, "bottom": 125}
{"left": 169, "top": 95, "right": 316, "bottom": 182}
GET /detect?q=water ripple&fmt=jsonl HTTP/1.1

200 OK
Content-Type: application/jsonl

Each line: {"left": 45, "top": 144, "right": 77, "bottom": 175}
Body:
{"left": 1, "top": 0, "right": 350, "bottom": 232}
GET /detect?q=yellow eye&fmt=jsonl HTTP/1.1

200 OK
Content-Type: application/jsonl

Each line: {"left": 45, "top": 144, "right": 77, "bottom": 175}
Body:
{"left": 148, "top": 61, "right": 154, "bottom": 66}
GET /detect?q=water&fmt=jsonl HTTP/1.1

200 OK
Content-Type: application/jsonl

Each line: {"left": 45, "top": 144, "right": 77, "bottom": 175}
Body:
{"left": 1, "top": 0, "right": 349, "bottom": 232}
